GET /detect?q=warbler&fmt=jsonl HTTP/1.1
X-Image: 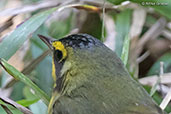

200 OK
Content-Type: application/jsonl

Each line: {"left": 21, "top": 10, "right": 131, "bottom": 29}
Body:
{"left": 38, "top": 34, "right": 165, "bottom": 114}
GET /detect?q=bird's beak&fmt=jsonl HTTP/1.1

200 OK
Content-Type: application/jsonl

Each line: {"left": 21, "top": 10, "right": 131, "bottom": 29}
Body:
{"left": 38, "top": 34, "right": 54, "bottom": 51}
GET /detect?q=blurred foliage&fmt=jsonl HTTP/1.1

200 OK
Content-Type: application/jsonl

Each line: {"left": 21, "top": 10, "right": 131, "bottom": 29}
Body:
{"left": 107, "top": 0, "right": 171, "bottom": 19}
{"left": 79, "top": 13, "right": 103, "bottom": 40}
{"left": 130, "top": 0, "right": 171, "bottom": 20}
{"left": 0, "top": 58, "right": 50, "bottom": 105}
{"left": 31, "top": 26, "right": 53, "bottom": 96}
{"left": 144, "top": 85, "right": 171, "bottom": 113}
{"left": 0, "top": 0, "right": 170, "bottom": 113}
{"left": 148, "top": 53, "right": 171, "bottom": 75}
{"left": 0, "top": 99, "right": 22, "bottom": 114}
{"left": 48, "top": 13, "right": 73, "bottom": 39}
{"left": 114, "top": 9, "right": 132, "bottom": 57}
{"left": 0, "top": 7, "right": 57, "bottom": 60}
{"left": 121, "top": 34, "right": 130, "bottom": 66}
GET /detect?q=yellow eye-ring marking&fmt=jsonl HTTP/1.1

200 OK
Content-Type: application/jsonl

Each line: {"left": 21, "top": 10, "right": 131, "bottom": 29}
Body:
{"left": 52, "top": 41, "right": 67, "bottom": 62}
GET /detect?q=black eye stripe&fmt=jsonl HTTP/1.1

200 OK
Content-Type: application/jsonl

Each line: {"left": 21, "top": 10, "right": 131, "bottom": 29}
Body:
{"left": 54, "top": 50, "right": 63, "bottom": 62}
{"left": 53, "top": 49, "right": 65, "bottom": 82}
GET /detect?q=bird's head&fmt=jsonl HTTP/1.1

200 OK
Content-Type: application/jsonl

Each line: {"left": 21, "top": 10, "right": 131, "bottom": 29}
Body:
{"left": 38, "top": 34, "right": 124, "bottom": 93}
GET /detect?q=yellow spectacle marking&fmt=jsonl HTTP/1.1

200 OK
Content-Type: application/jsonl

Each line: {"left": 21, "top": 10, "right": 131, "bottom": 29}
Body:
{"left": 52, "top": 41, "right": 67, "bottom": 62}
{"left": 52, "top": 58, "right": 56, "bottom": 81}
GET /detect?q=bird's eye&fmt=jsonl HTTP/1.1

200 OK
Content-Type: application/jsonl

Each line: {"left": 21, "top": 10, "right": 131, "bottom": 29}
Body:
{"left": 54, "top": 50, "right": 63, "bottom": 62}
{"left": 52, "top": 41, "right": 67, "bottom": 62}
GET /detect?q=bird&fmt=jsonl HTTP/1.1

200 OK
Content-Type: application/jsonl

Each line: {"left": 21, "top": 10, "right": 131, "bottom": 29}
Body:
{"left": 38, "top": 34, "right": 166, "bottom": 114}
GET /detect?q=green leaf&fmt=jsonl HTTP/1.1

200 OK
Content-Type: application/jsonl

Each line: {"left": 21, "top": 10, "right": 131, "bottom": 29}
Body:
{"left": 106, "top": 0, "right": 126, "bottom": 5}
{"left": 16, "top": 87, "right": 39, "bottom": 107}
{"left": 0, "top": 58, "right": 50, "bottom": 106}
{"left": 147, "top": 53, "right": 171, "bottom": 75}
{"left": 0, "top": 7, "right": 57, "bottom": 60}
{"left": 114, "top": 10, "right": 132, "bottom": 57}
{"left": 130, "top": 0, "right": 171, "bottom": 20}
{"left": 0, "top": 99, "right": 22, "bottom": 114}
{"left": 23, "top": 86, "right": 47, "bottom": 114}
{"left": 17, "top": 99, "right": 39, "bottom": 107}
{"left": 0, "top": 105, "right": 6, "bottom": 114}
{"left": 121, "top": 34, "right": 130, "bottom": 66}
{"left": 23, "top": 86, "right": 39, "bottom": 100}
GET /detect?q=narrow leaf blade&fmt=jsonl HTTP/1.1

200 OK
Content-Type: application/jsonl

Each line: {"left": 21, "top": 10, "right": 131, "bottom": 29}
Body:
{"left": 0, "top": 58, "right": 50, "bottom": 106}
{"left": 121, "top": 35, "right": 130, "bottom": 66}
{"left": 0, "top": 7, "right": 57, "bottom": 60}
